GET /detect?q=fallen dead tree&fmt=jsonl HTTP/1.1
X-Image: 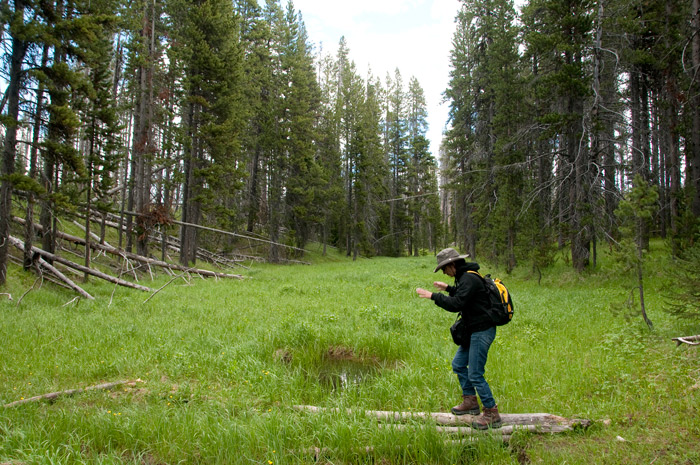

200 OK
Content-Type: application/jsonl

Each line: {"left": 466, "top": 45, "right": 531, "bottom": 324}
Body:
{"left": 380, "top": 422, "right": 577, "bottom": 435}
{"left": 99, "top": 210, "right": 311, "bottom": 265}
{"left": 3, "top": 379, "right": 143, "bottom": 408}
{"left": 8, "top": 236, "right": 95, "bottom": 300}
{"left": 74, "top": 214, "right": 249, "bottom": 270}
{"left": 294, "top": 405, "right": 592, "bottom": 429}
{"left": 8, "top": 235, "right": 153, "bottom": 293}
{"left": 13, "top": 217, "right": 245, "bottom": 280}
{"left": 672, "top": 335, "right": 700, "bottom": 346}
{"left": 289, "top": 405, "right": 593, "bottom": 458}
{"left": 293, "top": 405, "right": 592, "bottom": 442}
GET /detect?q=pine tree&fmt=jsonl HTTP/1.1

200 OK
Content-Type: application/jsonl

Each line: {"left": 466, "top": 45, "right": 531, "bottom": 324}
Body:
{"left": 78, "top": 1, "right": 122, "bottom": 276}
{"left": 690, "top": 0, "right": 700, "bottom": 221}
{"left": 443, "top": 0, "right": 525, "bottom": 266}
{"left": 443, "top": 3, "right": 480, "bottom": 256}
{"left": 613, "top": 174, "right": 658, "bottom": 329}
{"left": 352, "top": 74, "right": 389, "bottom": 258}
{"left": 522, "top": 0, "right": 594, "bottom": 271}
{"left": 264, "top": 0, "right": 290, "bottom": 262}
{"left": 237, "top": 0, "right": 271, "bottom": 235}
{"left": 315, "top": 45, "right": 344, "bottom": 254}
{"left": 406, "top": 77, "right": 439, "bottom": 256}
{"left": 384, "top": 69, "right": 409, "bottom": 256}
{"left": 123, "top": 0, "right": 165, "bottom": 256}
{"left": 170, "top": 0, "right": 244, "bottom": 265}
{"left": 335, "top": 38, "right": 365, "bottom": 257}
{"left": 0, "top": 0, "right": 31, "bottom": 283}
{"left": 37, "top": 0, "right": 123, "bottom": 261}
{"left": 281, "top": 5, "right": 322, "bottom": 252}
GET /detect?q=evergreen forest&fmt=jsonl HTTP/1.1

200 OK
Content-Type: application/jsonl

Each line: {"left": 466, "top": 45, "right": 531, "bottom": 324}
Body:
{"left": 1, "top": 0, "right": 699, "bottom": 286}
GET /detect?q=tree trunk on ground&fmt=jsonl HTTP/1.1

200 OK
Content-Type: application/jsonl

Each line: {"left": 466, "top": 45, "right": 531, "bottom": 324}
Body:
{"left": 293, "top": 405, "right": 593, "bottom": 429}
{"left": 9, "top": 235, "right": 153, "bottom": 292}
{"left": 9, "top": 236, "right": 94, "bottom": 300}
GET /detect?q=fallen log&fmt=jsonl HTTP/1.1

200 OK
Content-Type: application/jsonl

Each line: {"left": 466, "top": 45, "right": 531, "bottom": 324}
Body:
{"left": 8, "top": 237, "right": 94, "bottom": 300}
{"left": 9, "top": 236, "right": 153, "bottom": 293}
{"left": 34, "top": 258, "right": 93, "bottom": 299}
{"left": 293, "top": 405, "right": 592, "bottom": 429}
{"left": 78, "top": 211, "right": 307, "bottom": 266}
{"left": 446, "top": 436, "right": 511, "bottom": 444}
{"left": 381, "top": 422, "right": 577, "bottom": 435}
{"left": 97, "top": 210, "right": 307, "bottom": 260}
{"left": 3, "top": 379, "right": 143, "bottom": 408}
{"left": 13, "top": 217, "right": 245, "bottom": 280}
{"left": 72, "top": 220, "right": 115, "bottom": 249}
{"left": 78, "top": 212, "right": 245, "bottom": 269}
{"left": 59, "top": 230, "right": 244, "bottom": 279}
{"left": 122, "top": 209, "right": 308, "bottom": 255}
{"left": 672, "top": 335, "right": 700, "bottom": 346}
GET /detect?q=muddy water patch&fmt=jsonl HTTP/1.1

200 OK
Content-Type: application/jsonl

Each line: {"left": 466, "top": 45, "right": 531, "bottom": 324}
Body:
{"left": 315, "top": 346, "right": 394, "bottom": 392}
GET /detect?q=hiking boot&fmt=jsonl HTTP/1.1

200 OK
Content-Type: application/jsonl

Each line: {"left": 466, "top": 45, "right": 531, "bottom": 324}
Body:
{"left": 471, "top": 405, "right": 502, "bottom": 429}
{"left": 451, "top": 395, "right": 480, "bottom": 416}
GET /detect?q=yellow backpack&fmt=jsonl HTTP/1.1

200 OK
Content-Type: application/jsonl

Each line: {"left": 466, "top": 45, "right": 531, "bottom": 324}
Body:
{"left": 468, "top": 271, "right": 514, "bottom": 325}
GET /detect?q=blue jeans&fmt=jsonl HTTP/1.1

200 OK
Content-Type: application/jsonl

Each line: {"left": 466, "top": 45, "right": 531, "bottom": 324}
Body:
{"left": 451, "top": 326, "right": 497, "bottom": 408}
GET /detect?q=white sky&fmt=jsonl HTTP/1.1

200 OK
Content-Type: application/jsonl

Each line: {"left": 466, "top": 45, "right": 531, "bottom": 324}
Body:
{"left": 289, "top": 0, "right": 463, "bottom": 158}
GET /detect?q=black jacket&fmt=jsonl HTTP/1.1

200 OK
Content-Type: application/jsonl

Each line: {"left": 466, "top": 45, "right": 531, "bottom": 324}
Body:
{"left": 431, "top": 262, "right": 494, "bottom": 334}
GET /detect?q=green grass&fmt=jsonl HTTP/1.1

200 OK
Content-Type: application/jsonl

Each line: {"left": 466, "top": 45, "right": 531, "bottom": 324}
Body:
{"left": 1, "top": 241, "right": 698, "bottom": 464}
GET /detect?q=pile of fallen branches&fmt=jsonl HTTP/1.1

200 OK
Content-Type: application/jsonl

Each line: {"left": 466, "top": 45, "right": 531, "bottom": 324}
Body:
{"left": 10, "top": 216, "right": 247, "bottom": 301}
{"left": 8, "top": 201, "right": 323, "bottom": 301}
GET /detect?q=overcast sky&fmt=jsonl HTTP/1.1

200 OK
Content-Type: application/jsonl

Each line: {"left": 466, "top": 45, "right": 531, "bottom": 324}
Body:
{"left": 289, "top": 0, "right": 463, "bottom": 158}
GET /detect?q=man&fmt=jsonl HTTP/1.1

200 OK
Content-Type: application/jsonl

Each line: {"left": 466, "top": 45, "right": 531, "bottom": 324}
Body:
{"left": 416, "top": 248, "right": 502, "bottom": 430}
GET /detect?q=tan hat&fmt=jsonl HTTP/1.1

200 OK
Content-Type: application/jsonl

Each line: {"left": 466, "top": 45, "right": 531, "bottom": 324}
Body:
{"left": 433, "top": 248, "right": 470, "bottom": 272}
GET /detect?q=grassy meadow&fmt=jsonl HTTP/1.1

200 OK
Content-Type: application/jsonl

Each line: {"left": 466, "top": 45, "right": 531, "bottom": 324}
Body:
{"left": 0, "top": 241, "right": 698, "bottom": 464}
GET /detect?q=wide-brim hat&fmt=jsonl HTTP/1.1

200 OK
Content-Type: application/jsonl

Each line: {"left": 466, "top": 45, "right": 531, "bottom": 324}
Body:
{"left": 433, "top": 248, "right": 469, "bottom": 272}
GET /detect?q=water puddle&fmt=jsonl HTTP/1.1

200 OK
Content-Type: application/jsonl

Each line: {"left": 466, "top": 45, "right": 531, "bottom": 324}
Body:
{"left": 317, "top": 358, "right": 380, "bottom": 391}
{"left": 313, "top": 346, "right": 395, "bottom": 391}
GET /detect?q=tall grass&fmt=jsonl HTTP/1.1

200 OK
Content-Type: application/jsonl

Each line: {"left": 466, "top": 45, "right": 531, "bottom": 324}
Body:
{"left": 1, "top": 242, "right": 698, "bottom": 464}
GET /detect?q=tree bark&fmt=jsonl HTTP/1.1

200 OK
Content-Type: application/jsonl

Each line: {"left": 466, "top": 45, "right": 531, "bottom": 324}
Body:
{"left": 24, "top": 45, "right": 49, "bottom": 271}
{"left": 180, "top": 102, "right": 201, "bottom": 266}
{"left": 131, "top": 0, "right": 156, "bottom": 258}
{"left": 0, "top": 3, "right": 28, "bottom": 284}
{"left": 691, "top": 0, "right": 700, "bottom": 218}
{"left": 247, "top": 140, "right": 262, "bottom": 233}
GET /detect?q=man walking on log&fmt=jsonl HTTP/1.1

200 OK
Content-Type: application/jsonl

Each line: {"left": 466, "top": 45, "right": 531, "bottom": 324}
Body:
{"left": 416, "top": 248, "right": 502, "bottom": 430}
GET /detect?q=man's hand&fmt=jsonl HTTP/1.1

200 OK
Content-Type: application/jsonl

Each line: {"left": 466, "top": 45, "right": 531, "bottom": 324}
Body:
{"left": 433, "top": 281, "right": 448, "bottom": 291}
{"left": 416, "top": 288, "right": 433, "bottom": 299}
